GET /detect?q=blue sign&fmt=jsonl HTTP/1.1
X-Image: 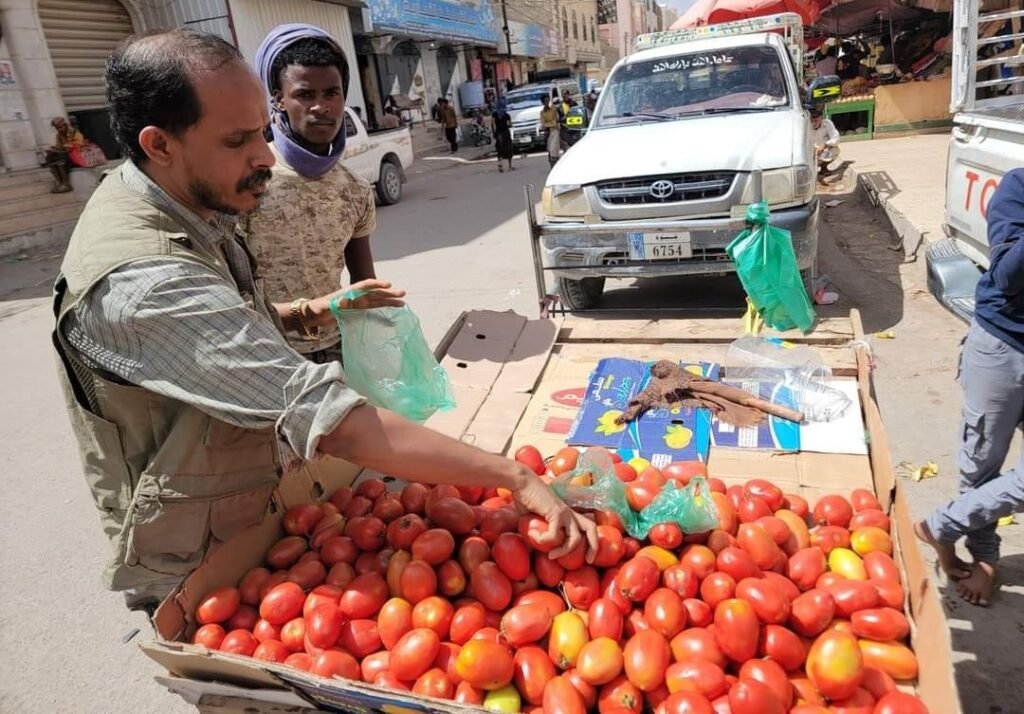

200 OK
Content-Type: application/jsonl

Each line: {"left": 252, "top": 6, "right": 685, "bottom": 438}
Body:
{"left": 368, "top": 0, "right": 498, "bottom": 46}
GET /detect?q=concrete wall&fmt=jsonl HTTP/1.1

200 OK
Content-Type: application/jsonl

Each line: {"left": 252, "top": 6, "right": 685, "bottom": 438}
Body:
{"left": 874, "top": 77, "right": 952, "bottom": 129}
{"left": 0, "top": 37, "right": 38, "bottom": 169}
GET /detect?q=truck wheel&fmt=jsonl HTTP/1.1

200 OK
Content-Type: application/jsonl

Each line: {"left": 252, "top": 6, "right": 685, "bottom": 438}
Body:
{"left": 376, "top": 161, "right": 402, "bottom": 205}
{"left": 557, "top": 277, "right": 605, "bottom": 311}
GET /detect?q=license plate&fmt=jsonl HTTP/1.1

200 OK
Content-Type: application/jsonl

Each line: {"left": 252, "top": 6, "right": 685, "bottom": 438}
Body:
{"left": 627, "top": 232, "right": 693, "bottom": 260}
{"left": 516, "top": 135, "right": 531, "bottom": 143}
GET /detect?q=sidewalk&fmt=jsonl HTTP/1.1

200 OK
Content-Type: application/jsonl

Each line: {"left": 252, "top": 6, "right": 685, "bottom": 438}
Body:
{"left": 837, "top": 133, "right": 949, "bottom": 251}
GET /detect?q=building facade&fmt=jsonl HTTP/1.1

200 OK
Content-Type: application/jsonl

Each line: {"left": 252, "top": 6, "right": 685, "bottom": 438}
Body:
{"left": 0, "top": 0, "right": 365, "bottom": 170}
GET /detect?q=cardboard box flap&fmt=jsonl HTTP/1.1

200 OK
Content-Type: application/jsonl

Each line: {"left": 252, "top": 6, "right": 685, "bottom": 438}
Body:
{"left": 558, "top": 315, "right": 856, "bottom": 344}
{"left": 155, "top": 676, "right": 314, "bottom": 711}
{"left": 439, "top": 310, "right": 528, "bottom": 388}
{"left": 141, "top": 641, "right": 287, "bottom": 690}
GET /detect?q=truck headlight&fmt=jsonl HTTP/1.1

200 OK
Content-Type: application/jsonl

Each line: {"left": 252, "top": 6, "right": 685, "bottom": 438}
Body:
{"left": 753, "top": 166, "right": 814, "bottom": 206}
{"left": 542, "top": 185, "right": 590, "bottom": 217}
{"left": 793, "top": 165, "right": 813, "bottom": 202}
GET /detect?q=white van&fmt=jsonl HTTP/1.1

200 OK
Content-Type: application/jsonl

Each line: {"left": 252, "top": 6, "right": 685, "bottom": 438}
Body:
{"left": 506, "top": 80, "right": 583, "bottom": 152}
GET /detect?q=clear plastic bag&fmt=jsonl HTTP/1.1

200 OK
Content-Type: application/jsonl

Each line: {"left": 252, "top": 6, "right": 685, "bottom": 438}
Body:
{"left": 330, "top": 292, "right": 455, "bottom": 423}
{"left": 725, "top": 336, "right": 852, "bottom": 422}
{"left": 726, "top": 202, "right": 815, "bottom": 333}
{"left": 553, "top": 449, "right": 720, "bottom": 539}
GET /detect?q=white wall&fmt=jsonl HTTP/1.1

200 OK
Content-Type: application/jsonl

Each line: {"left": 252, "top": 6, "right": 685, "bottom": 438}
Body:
{"left": 228, "top": 0, "right": 366, "bottom": 115}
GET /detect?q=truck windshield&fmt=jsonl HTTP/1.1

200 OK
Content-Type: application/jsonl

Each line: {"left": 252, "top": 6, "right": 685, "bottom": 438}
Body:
{"left": 595, "top": 45, "right": 790, "bottom": 128}
{"left": 507, "top": 90, "right": 551, "bottom": 110}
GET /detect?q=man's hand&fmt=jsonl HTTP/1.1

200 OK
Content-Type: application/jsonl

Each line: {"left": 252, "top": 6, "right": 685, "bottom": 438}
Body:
{"left": 308, "top": 279, "right": 406, "bottom": 326}
{"left": 513, "top": 475, "right": 599, "bottom": 562}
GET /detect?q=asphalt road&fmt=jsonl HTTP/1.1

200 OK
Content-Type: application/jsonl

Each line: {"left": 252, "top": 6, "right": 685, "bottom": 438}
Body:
{"left": 0, "top": 150, "right": 1017, "bottom": 713}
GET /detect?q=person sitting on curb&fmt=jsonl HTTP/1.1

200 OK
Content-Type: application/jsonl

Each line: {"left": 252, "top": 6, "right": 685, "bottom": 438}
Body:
{"left": 45, "top": 117, "right": 84, "bottom": 193}
{"left": 811, "top": 109, "right": 840, "bottom": 183}
{"left": 916, "top": 167, "right": 1024, "bottom": 607}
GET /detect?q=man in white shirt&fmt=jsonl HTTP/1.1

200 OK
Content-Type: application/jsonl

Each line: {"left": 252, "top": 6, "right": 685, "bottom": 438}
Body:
{"left": 811, "top": 108, "right": 841, "bottom": 182}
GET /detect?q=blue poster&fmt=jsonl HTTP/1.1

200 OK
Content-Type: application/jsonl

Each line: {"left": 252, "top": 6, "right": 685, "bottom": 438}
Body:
{"left": 567, "top": 358, "right": 717, "bottom": 466}
{"left": 368, "top": 0, "right": 498, "bottom": 46}
{"left": 710, "top": 380, "right": 801, "bottom": 451}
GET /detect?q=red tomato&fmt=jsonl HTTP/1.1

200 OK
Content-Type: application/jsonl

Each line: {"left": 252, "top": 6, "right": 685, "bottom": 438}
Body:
{"left": 739, "top": 659, "right": 792, "bottom": 709}
{"left": 589, "top": 598, "right": 624, "bottom": 640}
{"left": 252, "top": 618, "right": 282, "bottom": 643}
{"left": 519, "top": 514, "right": 566, "bottom": 554}
{"left": 516, "top": 589, "right": 568, "bottom": 618}
{"left": 713, "top": 599, "right": 759, "bottom": 664}
{"left": 828, "top": 580, "right": 880, "bottom": 618}
{"left": 411, "top": 667, "right": 453, "bottom": 699}
{"left": 737, "top": 523, "right": 782, "bottom": 570}
{"left": 453, "top": 680, "right": 485, "bottom": 704}
{"left": 614, "top": 462, "right": 639, "bottom": 483}
{"left": 455, "top": 638, "right": 516, "bottom": 689}
{"left": 433, "top": 641, "right": 462, "bottom": 685}
{"left": 373, "top": 493, "right": 405, "bottom": 523}
{"left": 478, "top": 507, "right": 519, "bottom": 544}
{"left": 738, "top": 497, "right": 773, "bottom": 524}
{"left": 515, "top": 445, "right": 547, "bottom": 475}
{"left": 399, "top": 560, "right": 437, "bottom": 605}
{"left": 849, "top": 510, "right": 891, "bottom": 533}
{"left": 226, "top": 604, "right": 259, "bottom": 632}
{"left": 284, "top": 652, "right": 313, "bottom": 671}
{"left": 663, "top": 563, "right": 699, "bottom": 599}
{"left": 710, "top": 493, "right": 739, "bottom": 536}
{"left": 699, "top": 572, "right": 737, "bottom": 610}
{"left": 591, "top": 525, "right": 626, "bottom": 568}
{"left": 810, "top": 525, "right": 852, "bottom": 554}
{"left": 514, "top": 645, "right": 558, "bottom": 705}
{"left": 873, "top": 580, "right": 905, "bottom": 610}
{"left": 874, "top": 692, "right": 929, "bottom": 714}
{"left": 735, "top": 578, "right": 790, "bottom": 625}
{"left": 645, "top": 588, "right": 687, "bottom": 639}
{"left": 194, "top": 585, "right": 238, "bottom": 622}
{"left": 259, "top": 582, "right": 305, "bottom": 625}
{"left": 399, "top": 483, "right": 429, "bottom": 515}
{"left": 813, "top": 495, "right": 854, "bottom": 528}
{"left": 433, "top": 559, "right": 465, "bottom": 598}
{"left": 449, "top": 601, "right": 487, "bottom": 645}
{"left": 729, "top": 679, "right": 785, "bottom": 714}
{"left": 220, "top": 629, "right": 258, "bottom": 656}
{"left": 192, "top": 623, "right": 226, "bottom": 649}
{"left": 715, "top": 547, "right": 760, "bottom": 583}
{"left": 412, "top": 528, "right": 456, "bottom": 566}
{"left": 238, "top": 568, "right": 271, "bottom": 606}
{"left": 544, "top": 674, "right": 588, "bottom": 714}
{"left": 577, "top": 637, "right": 625, "bottom": 686}
{"left": 599, "top": 674, "right": 644, "bottom": 714}
{"left": 359, "top": 651, "right": 390, "bottom": 682}
{"left": 639, "top": 467, "right": 667, "bottom": 488}
{"left": 426, "top": 497, "right": 477, "bottom": 535}
{"left": 267, "top": 535, "right": 309, "bottom": 570}
{"left": 788, "top": 588, "right": 836, "bottom": 638}
{"left": 501, "top": 603, "right": 554, "bottom": 647}
{"left": 459, "top": 536, "right": 491, "bottom": 574}
{"left": 762, "top": 571, "right": 800, "bottom": 603}
{"left": 335, "top": 619, "right": 378, "bottom": 660}
{"left": 566, "top": 668, "right": 598, "bottom": 709}
{"left": 355, "top": 478, "right": 386, "bottom": 500}
{"left": 342, "top": 495, "right": 373, "bottom": 520}
{"left": 533, "top": 554, "right": 565, "bottom": 590}
{"left": 649, "top": 523, "right": 684, "bottom": 550}
{"left": 755, "top": 516, "right": 793, "bottom": 548}
{"left": 829, "top": 688, "right": 875, "bottom": 714}
{"left": 287, "top": 559, "right": 327, "bottom": 590}
{"left": 320, "top": 537, "right": 359, "bottom": 568}
{"left": 616, "top": 556, "right": 661, "bottom": 602}
{"left": 787, "top": 547, "right": 828, "bottom": 591}
{"left": 623, "top": 630, "right": 671, "bottom": 692}
{"left": 759, "top": 624, "right": 807, "bottom": 671}
{"left": 280, "top": 617, "right": 306, "bottom": 652}
{"left": 806, "top": 630, "right": 864, "bottom": 700}
{"left": 561, "top": 565, "right": 598, "bottom": 609}
{"left": 743, "top": 480, "right": 784, "bottom": 512}
{"left": 862, "top": 551, "right": 900, "bottom": 584}
{"left": 283, "top": 502, "right": 323, "bottom": 536}
{"left": 310, "top": 650, "right": 359, "bottom": 680}
{"left": 661, "top": 691, "right": 714, "bottom": 714}
{"left": 665, "top": 659, "right": 727, "bottom": 699}
{"left": 783, "top": 493, "right": 809, "bottom": 519}
{"left": 663, "top": 461, "right": 708, "bottom": 485}
{"left": 550, "top": 447, "right": 580, "bottom": 476}
{"left": 857, "top": 640, "right": 918, "bottom": 680}
{"left": 339, "top": 572, "right": 388, "bottom": 619}
{"left": 682, "top": 598, "right": 713, "bottom": 628}
{"left": 491, "top": 533, "right": 531, "bottom": 580}
{"left": 707, "top": 529, "right": 737, "bottom": 555}
{"left": 706, "top": 477, "right": 727, "bottom": 494}
{"left": 680, "top": 545, "right": 717, "bottom": 579}
{"left": 386, "top": 514, "right": 428, "bottom": 550}
{"left": 311, "top": 513, "right": 346, "bottom": 549}
{"left": 253, "top": 639, "right": 290, "bottom": 663}
{"left": 306, "top": 604, "right": 345, "bottom": 649}
{"left": 390, "top": 628, "right": 441, "bottom": 681}
{"left": 470, "top": 561, "right": 513, "bottom": 611}
{"left": 860, "top": 666, "right": 898, "bottom": 700}
{"left": 849, "top": 489, "right": 881, "bottom": 513}
{"left": 625, "top": 481, "right": 660, "bottom": 511}
{"left": 328, "top": 486, "right": 353, "bottom": 512}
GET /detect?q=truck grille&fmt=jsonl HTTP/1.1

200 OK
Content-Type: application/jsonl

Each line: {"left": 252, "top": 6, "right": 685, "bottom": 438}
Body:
{"left": 597, "top": 172, "right": 735, "bottom": 205}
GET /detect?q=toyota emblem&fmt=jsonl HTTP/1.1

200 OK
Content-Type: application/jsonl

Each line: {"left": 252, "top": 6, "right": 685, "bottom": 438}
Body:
{"left": 649, "top": 179, "right": 675, "bottom": 199}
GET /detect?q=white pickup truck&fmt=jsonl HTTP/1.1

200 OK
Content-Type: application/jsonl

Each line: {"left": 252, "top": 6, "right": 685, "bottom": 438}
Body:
{"left": 927, "top": 0, "right": 1024, "bottom": 321}
{"left": 340, "top": 107, "right": 414, "bottom": 205}
{"left": 539, "top": 15, "right": 839, "bottom": 310}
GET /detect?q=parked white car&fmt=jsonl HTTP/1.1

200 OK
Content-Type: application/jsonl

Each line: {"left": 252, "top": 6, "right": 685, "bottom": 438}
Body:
{"left": 340, "top": 107, "right": 414, "bottom": 205}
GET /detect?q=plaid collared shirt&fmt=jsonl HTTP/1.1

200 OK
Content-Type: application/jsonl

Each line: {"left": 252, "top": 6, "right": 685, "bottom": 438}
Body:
{"left": 61, "top": 161, "right": 364, "bottom": 464}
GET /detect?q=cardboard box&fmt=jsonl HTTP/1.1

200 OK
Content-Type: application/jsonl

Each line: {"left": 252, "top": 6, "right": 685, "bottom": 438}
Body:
{"left": 142, "top": 310, "right": 959, "bottom": 713}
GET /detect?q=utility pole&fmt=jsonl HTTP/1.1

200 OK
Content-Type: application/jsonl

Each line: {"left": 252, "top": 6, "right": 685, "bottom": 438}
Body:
{"left": 500, "top": 0, "right": 512, "bottom": 95}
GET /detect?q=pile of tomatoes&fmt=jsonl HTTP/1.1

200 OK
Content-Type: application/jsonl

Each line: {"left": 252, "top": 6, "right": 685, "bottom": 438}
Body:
{"left": 188, "top": 445, "right": 929, "bottom": 714}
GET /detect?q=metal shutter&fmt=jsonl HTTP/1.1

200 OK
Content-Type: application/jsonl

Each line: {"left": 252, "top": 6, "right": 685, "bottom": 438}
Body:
{"left": 38, "top": 0, "right": 134, "bottom": 112}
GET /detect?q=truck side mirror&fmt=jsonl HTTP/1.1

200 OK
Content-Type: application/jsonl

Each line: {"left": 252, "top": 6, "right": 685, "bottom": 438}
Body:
{"left": 808, "top": 75, "right": 841, "bottom": 103}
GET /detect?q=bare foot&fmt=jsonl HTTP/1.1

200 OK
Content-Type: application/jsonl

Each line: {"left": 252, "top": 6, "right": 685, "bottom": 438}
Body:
{"left": 914, "top": 521, "right": 971, "bottom": 579}
{"left": 956, "top": 561, "right": 996, "bottom": 606}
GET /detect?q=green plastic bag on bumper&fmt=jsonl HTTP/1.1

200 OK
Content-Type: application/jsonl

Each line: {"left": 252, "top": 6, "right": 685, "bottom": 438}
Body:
{"left": 552, "top": 448, "right": 719, "bottom": 539}
{"left": 726, "top": 202, "right": 815, "bottom": 332}
{"left": 330, "top": 292, "right": 455, "bottom": 423}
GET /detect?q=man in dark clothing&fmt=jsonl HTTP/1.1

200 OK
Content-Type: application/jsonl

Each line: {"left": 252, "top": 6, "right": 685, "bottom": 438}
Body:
{"left": 916, "top": 168, "right": 1024, "bottom": 607}
{"left": 440, "top": 98, "right": 458, "bottom": 153}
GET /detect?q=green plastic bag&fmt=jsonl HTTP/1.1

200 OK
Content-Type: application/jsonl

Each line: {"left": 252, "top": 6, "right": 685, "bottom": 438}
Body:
{"left": 726, "top": 202, "right": 815, "bottom": 332}
{"left": 330, "top": 291, "right": 455, "bottom": 423}
{"left": 553, "top": 449, "right": 719, "bottom": 539}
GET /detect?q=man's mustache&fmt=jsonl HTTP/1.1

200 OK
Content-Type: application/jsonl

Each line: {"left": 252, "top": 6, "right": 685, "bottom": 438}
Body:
{"left": 238, "top": 168, "right": 273, "bottom": 192}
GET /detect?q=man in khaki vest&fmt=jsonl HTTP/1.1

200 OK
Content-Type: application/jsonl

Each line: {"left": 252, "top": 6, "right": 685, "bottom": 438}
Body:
{"left": 53, "top": 29, "right": 595, "bottom": 611}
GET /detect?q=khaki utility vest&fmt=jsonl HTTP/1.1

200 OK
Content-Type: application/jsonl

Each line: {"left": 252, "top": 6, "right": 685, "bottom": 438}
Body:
{"left": 52, "top": 171, "right": 281, "bottom": 593}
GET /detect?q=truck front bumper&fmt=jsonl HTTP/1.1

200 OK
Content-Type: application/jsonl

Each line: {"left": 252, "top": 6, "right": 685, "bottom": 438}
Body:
{"left": 541, "top": 200, "right": 819, "bottom": 281}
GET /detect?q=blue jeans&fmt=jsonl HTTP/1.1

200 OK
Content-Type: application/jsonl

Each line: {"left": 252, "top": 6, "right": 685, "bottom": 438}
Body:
{"left": 926, "top": 321, "right": 1024, "bottom": 563}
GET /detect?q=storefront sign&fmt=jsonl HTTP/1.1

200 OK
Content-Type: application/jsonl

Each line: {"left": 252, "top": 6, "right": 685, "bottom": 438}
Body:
{"left": 497, "top": 20, "right": 548, "bottom": 58}
{"left": 368, "top": 0, "right": 498, "bottom": 46}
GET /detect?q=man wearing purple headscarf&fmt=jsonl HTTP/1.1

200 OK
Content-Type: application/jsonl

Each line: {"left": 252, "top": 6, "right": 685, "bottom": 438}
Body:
{"left": 245, "top": 24, "right": 397, "bottom": 362}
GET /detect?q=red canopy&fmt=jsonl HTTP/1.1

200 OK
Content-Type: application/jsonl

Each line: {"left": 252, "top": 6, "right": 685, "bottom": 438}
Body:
{"left": 671, "top": 0, "right": 821, "bottom": 29}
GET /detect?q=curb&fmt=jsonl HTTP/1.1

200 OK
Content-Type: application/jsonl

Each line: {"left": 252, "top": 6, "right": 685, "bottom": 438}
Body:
{"left": 844, "top": 165, "right": 934, "bottom": 259}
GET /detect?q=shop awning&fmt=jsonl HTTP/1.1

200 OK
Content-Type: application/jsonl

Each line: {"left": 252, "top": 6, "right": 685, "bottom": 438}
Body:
{"left": 671, "top": 0, "right": 821, "bottom": 28}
